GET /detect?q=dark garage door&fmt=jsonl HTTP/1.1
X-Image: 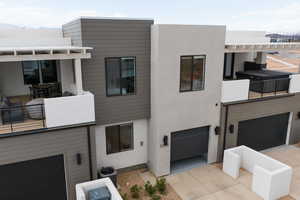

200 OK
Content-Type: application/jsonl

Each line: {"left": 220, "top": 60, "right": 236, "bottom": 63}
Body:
{"left": 0, "top": 155, "right": 67, "bottom": 200}
{"left": 238, "top": 113, "right": 289, "bottom": 151}
{"left": 171, "top": 126, "right": 209, "bottom": 162}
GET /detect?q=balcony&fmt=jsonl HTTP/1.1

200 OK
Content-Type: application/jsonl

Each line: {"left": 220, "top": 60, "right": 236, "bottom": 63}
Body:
{"left": 0, "top": 92, "right": 95, "bottom": 134}
{"left": 221, "top": 74, "right": 300, "bottom": 103}
{"left": 0, "top": 45, "right": 94, "bottom": 134}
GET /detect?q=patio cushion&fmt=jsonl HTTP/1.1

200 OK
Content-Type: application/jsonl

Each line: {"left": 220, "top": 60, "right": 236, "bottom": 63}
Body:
{"left": 26, "top": 98, "right": 44, "bottom": 120}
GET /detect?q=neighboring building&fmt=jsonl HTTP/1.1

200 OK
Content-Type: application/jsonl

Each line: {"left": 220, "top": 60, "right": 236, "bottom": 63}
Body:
{"left": 0, "top": 26, "right": 97, "bottom": 200}
{"left": 1, "top": 17, "right": 300, "bottom": 199}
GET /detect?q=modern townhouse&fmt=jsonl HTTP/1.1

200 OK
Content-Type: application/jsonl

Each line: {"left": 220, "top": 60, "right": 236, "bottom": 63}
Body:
{"left": 1, "top": 17, "right": 300, "bottom": 199}
{"left": 0, "top": 27, "right": 97, "bottom": 200}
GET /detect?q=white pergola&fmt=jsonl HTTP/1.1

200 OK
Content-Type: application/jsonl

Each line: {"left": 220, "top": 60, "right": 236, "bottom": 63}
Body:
{"left": 0, "top": 46, "right": 93, "bottom": 95}
{"left": 225, "top": 42, "right": 300, "bottom": 53}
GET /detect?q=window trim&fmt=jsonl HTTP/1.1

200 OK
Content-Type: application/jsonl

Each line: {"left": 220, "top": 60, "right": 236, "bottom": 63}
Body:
{"left": 105, "top": 122, "right": 134, "bottom": 155}
{"left": 105, "top": 56, "right": 137, "bottom": 97}
{"left": 179, "top": 55, "right": 206, "bottom": 93}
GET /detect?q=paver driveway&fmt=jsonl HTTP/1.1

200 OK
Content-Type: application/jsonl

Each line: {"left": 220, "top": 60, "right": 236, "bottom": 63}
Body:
{"left": 166, "top": 145, "right": 300, "bottom": 200}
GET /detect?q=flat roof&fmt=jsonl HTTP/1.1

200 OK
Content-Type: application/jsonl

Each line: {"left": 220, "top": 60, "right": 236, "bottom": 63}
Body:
{"left": 225, "top": 42, "right": 300, "bottom": 52}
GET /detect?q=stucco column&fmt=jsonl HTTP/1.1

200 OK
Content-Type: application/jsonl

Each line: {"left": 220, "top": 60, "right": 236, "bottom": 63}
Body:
{"left": 74, "top": 58, "right": 83, "bottom": 95}
{"left": 256, "top": 52, "right": 267, "bottom": 64}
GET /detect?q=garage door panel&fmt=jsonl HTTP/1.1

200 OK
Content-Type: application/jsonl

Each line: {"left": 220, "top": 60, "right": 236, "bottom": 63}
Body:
{"left": 171, "top": 126, "right": 209, "bottom": 162}
{"left": 0, "top": 155, "right": 67, "bottom": 200}
{"left": 238, "top": 113, "right": 289, "bottom": 151}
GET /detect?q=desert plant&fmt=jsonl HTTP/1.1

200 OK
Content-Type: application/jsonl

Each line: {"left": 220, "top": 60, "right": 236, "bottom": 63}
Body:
{"left": 151, "top": 194, "right": 161, "bottom": 200}
{"left": 156, "top": 178, "right": 167, "bottom": 195}
{"left": 121, "top": 193, "right": 129, "bottom": 200}
{"left": 144, "top": 181, "right": 157, "bottom": 196}
{"left": 130, "top": 184, "right": 142, "bottom": 199}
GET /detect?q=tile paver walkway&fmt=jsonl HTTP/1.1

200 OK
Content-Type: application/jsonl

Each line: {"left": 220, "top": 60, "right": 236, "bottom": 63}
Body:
{"left": 166, "top": 145, "right": 300, "bottom": 200}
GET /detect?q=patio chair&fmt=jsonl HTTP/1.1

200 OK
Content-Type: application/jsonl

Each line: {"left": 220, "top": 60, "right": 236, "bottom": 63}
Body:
{"left": 0, "top": 97, "right": 24, "bottom": 124}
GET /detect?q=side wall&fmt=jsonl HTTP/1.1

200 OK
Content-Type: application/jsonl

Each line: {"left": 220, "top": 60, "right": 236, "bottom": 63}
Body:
{"left": 0, "top": 127, "right": 94, "bottom": 200}
{"left": 150, "top": 25, "right": 226, "bottom": 176}
{"left": 65, "top": 18, "right": 153, "bottom": 125}
{"left": 218, "top": 94, "right": 300, "bottom": 161}
{"left": 95, "top": 119, "right": 148, "bottom": 169}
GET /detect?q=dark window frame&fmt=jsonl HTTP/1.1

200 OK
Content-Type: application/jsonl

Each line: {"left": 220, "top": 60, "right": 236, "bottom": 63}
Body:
{"left": 105, "top": 123, "right": 134, "bottom": 155}
{"left": 223, "top": 53, "right": 235, "bottom": 79}
{"left": 105, "top": 56, "right": 136, "bottom": 97}
{"left": 22, "top": 60, "right": 58, "bottom": 85}
{"left": 179, "top": 55, "right": 206, "bottom": 92}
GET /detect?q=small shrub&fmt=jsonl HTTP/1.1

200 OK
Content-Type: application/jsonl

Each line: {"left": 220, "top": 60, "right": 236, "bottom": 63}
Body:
{"left": 151, "top": 194, "right": 161, "bottom": 200}
{"left": 144, "top": 181, "right": 157, "bottom": 196}
{"left": 130, "top": 184, "right": 142, "bottom": 199}
{"left": 121, "top": 193, "right": 129, "bottom": 200}
{"left": 156, "top": 178, "right": 167, "bottom": 195}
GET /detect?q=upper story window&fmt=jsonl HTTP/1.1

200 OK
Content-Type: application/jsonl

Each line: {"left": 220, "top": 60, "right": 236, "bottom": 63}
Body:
{"left": 105, "top": 57, "right": 136, "bottom": 96}
{"left": 180, "top": 55, "right": 206, "bottom": 92}
{"left": 105, "top": 123, "right": 134, "bottom": 154}
{"left": 22, "top": 60, "right": 58, "bottom": 85}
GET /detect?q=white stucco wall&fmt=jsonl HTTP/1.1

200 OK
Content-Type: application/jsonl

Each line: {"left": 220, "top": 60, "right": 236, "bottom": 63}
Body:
{"left": 289, "top": 74, "right": 300, "bottom": 93}
{"left": 44, "top": 91, "right": 95, "bottom": 128}
{"left": 233, "top": 52, "right": 257, "bottom": 77}
{"left": 95, "top": 119, "right": 148, "bottom": 170}
{"left": 226, "top": 31, "right": 270, "bottom": 44}
{"left": 0, "top": 27, "right": 71, "bottom": 47}
{"left": 0, "top": 62, "right": 29, "bottom": 96}
{"left": 221, "top": 80, "right": 250, "bottom": 103}
{"left": 150, "top": 25, "right": 226, "bottom": 176}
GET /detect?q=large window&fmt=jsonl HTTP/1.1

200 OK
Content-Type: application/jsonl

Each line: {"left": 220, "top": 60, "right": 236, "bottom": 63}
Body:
{"left": 105, "top": 57, "right": 136, "bottom": 96}
{"left": 105, "top": 123, "right": 134, "bottom": 154}
{"left": 22, "top": 60, "right": 57, "bottom": 85}
{"left": 180, "top": 55, "right": 206, "bottom": 92}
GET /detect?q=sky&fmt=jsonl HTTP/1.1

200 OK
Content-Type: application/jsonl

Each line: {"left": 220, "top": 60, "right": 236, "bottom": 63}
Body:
{"left": 0, "top": 0, "right": 299, "bottom": 32}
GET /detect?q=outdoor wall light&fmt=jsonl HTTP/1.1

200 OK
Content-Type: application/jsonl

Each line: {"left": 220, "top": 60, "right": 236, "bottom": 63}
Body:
{"left": 163, "top": 135, "right": 168, "bottom": 146}
{"left": 76, "top": 153, "right": 82, "bottom": 165}
{"left": 229, "top": 124, "right": 234, "bottom": 134}
{"left": 215, "top": 126, "right": 220, "bottom": 135}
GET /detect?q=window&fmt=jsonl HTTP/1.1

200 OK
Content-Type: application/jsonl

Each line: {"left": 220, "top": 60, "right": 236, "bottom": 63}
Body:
{"left": 106, "top": 123, "right": 133, "bottom": 154}
{"left": 22, "top": 60, "right": 57, "bottom": 85}
{"left": 105, "top": 57, "right": 136, "bottom": 96}
{"left": 180, "top": 55, "right": 206, "bottom": 92}
{"left": 223, "top": 53, "right": 235, "bottom": 79}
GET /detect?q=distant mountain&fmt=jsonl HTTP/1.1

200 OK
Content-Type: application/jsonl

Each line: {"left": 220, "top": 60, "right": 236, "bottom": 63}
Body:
{"left": 266, "top": 33, "right": 300, "bottom": 39}
{"left": 0, "top": 23, "right": 22, "bottom": 29}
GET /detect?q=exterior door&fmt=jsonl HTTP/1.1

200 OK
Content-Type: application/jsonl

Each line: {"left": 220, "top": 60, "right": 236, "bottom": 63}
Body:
{"left": 171, "top": 126, "right": 209, "bottom": 162}
{"left": 238, "top": 113, "right": 289, "bottom": 151}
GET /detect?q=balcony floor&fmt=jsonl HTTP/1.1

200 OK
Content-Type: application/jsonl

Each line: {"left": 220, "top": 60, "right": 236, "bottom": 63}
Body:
{"left": 249, "top": 90, "right": 289, "bottom": 99}
{"left": 0, "top": 119, "right": 44, "bottom": 134}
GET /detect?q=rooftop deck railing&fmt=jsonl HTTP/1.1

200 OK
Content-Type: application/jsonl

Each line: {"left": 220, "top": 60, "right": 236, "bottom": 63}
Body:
{"left": 0, "top": 104, "right": 45, "bottom": 134}
{"left": 248, "top": 78, "right": 290, "bottom": 99}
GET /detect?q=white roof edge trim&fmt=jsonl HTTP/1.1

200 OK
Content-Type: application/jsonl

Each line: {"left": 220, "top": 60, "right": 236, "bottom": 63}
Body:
{"left": 225, "top": 42, "right": 300, "bottom": 46}
{"left": 78, "top": 16, "right": 154, "bottom": 21}
{"left": 225, "top": 42, "right": 300, "bottom": 52}
{"left": 0, "top": 46, "right": 93, "bottom": 52}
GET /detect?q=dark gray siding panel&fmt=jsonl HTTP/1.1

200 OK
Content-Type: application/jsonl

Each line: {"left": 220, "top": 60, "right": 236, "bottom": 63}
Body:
{"left": 62, "top": 19, "right": 83, "bottom": 46}
{"left": 218, "top": 94, "right": 300, "bottom": 161}
{"left": 80, "top": 19, "right": 153, "bottom": 125}
{"left": 0, "top": 127, "right": 91, "bottom": 200}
